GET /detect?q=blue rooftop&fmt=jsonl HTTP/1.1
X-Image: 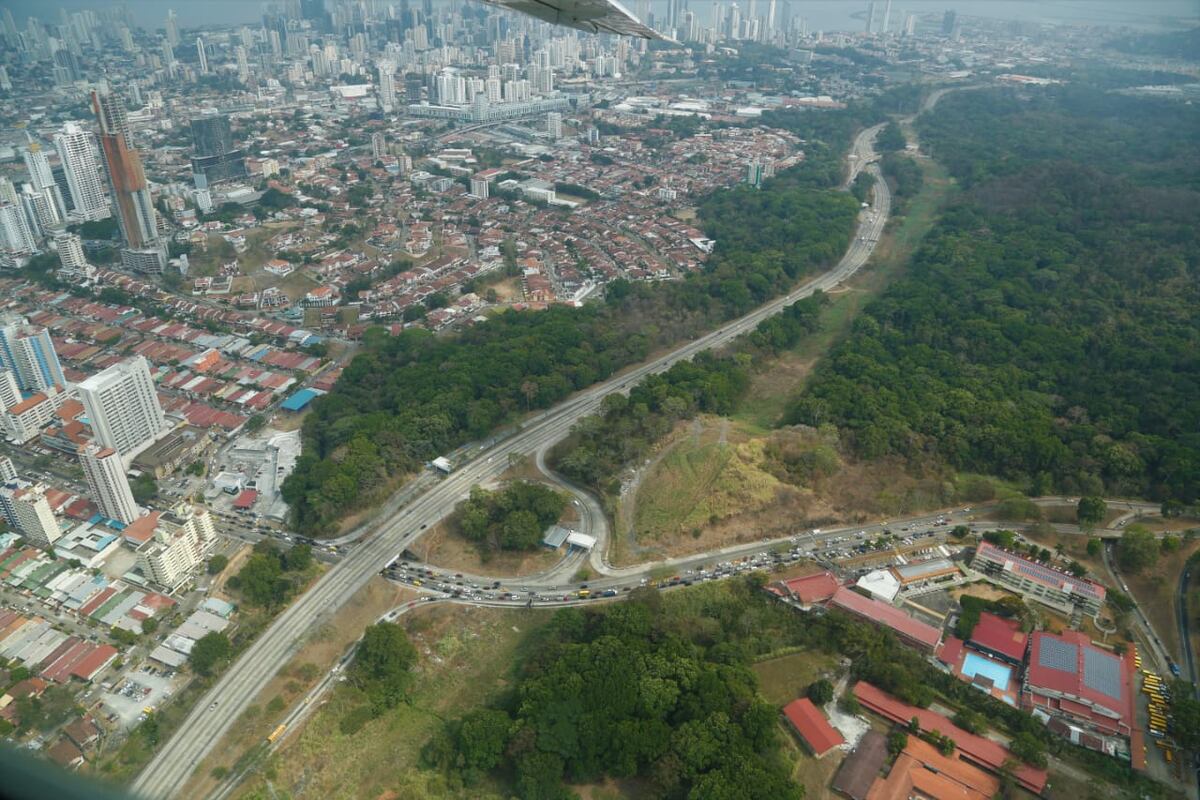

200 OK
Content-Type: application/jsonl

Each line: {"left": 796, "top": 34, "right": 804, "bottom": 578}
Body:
{"left": 281, "top": 388, "right": 320, "bottom": 411}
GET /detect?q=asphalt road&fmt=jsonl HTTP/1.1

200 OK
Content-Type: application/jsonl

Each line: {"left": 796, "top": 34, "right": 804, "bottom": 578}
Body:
{"left": 131, "top": 124, "right": 889, "bottom": 800}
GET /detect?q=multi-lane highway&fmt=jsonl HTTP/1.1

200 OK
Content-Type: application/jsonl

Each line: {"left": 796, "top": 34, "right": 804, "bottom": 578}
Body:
{"left": 132, "top": 125, "right": 888, "bottom": 799}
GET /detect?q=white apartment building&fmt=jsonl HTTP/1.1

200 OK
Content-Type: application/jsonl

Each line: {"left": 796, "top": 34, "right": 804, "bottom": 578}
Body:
{"left": 80, "top": 444, "right": 139, "bottom": 524}
{"left": 54, "top": 123, "right": 109, "bottom": 222}
{"left": 76, "top": 356, "right": 166, "bottom": 459}
{"left": 0, "top": 483, "right": 61, "bottom": 548}
{"left": 135, "top": 505, "right": 217, "bottom": 590}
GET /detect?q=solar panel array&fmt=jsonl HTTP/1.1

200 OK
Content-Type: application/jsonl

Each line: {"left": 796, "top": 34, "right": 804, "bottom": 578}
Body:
{"left": 1037, "top": 636, "right": 1078, "bottom": 673}
{"left": 980, "top": 542, "right": 1104, "bottom": 599}
{"left": 1082, "top": 647, "right": 1122, "bottom": 700}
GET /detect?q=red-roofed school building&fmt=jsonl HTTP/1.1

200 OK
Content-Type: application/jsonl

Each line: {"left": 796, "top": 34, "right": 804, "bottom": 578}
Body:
{"left": 782, "top": 697, "right": 844, "bottom": 757}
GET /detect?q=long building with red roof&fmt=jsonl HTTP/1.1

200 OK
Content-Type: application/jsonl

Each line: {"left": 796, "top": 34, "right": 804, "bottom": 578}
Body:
{"left": 782, "top": 697, "right": 844, "bottom": 757}
{"left": 829, "top": 587, "right": 943, "bottom": 652}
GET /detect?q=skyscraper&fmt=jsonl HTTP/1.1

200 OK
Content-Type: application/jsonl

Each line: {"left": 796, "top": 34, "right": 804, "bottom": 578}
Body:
{"left": 91, "top": 88, "right": 166, "bottom": 273}
{"left": 378, "top": 60, "right": 396, "bottom": 112}
{"left": 196, "top": 36, "right": 209, "bottom": 74}
{"left": 76, "top": 356, "right": 166, "bottom": 459}
{"left": 165, "top": 9, "right": 179, "bottom": 47}
{"left": 189, "top": 114, "right": 247, "bottom": 188}
{"left": 0, "top": 313, "right": 66, "bottom": 392}
{"left": 22, "top": 145, "right": 66, "bottom": 220}
{"left": 54, "top": 123, "right": 109, "bottom": 222}
{"left": 81, "top": 443, "right": 139, "bottom": 524}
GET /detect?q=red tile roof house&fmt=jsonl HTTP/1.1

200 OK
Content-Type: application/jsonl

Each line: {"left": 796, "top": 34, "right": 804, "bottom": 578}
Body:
{"left": 852, "top": 681, "right": 1048, "bottom": 795}
{"left": 782, "top": 697, "right": 844, "bottom": 757}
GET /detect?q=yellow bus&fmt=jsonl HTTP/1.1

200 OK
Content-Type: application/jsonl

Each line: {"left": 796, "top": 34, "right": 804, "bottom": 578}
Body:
{"left": 267, "top": 724, "right": 287, "bottom": 744}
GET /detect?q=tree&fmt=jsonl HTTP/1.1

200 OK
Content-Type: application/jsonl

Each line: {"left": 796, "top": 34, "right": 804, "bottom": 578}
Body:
{"left": 877, "top": 122, "right": 907, "bottom": 153}
{"left": 1009, "top": 731, "right": 1047, "bottom": 768}
{"left": 245, "top": 414, "right": 267, "bottom": 433}
{"left": 207, "top": 554, "right": 229, "bottom": 575}
{"left": 283, "top": 543, "right": 312, "bottom": 571}
{"left": 191, "top": 632, "right": 232, "bottom": 676}
{"left": 455, "top": 708, "right": 512, "bottom": 773}
{"left": 1161, "top": 535, "right": 1181, "bottom": 554}
{"left": 141, "top": 617, "right": 159, "bottom": 635}
{"left": 1077, "top": 496, "right": 1107, "bottom": 527}
{"left": 887, "top": 730, "right": 909, "bottom": 756}
{"left": 1117, "top": 526, "right": 1159, "bottom": 573}
{"left": 1086, "top": 538, "right": 1102, "bottom": 556}
{"left": 131, "top": 474, "right": 158, "bottom": 504}
{"left": 350, "top": 623, "right": 417, "bottom": 713}
{"left": 807, "top": 679, "right": 834, "bottom": 706}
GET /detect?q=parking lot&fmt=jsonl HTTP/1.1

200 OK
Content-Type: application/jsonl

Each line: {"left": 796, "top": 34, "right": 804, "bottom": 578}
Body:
{"left": 101, "top": 668, "right": 179, "bottom": 730}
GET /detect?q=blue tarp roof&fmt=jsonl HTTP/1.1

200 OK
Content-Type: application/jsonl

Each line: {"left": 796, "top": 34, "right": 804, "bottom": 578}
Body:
{"left": 281, "top": 388, "right": 319, "bottom": 411}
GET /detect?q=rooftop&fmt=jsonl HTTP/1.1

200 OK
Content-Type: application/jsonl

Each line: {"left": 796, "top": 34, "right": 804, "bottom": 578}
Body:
{"left": 976, "top": 541, "right": 1105, "bottom": 600}
{"left": 1026, "top": 630, "right": 1131, "bottom": 726}
{"left": 781, "top": 697, "right": 844, "bottom": 756}
{"left": 969, "top": 611, "right": 1027, "bottom": 663}
{"left": 829, "top": 587, "right": 942, "bottom": 650}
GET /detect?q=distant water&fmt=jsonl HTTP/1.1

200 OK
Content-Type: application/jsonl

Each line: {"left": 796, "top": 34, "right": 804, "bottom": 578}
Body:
{"left": 8, "top": 0, "right": 1198, "bottom": 33}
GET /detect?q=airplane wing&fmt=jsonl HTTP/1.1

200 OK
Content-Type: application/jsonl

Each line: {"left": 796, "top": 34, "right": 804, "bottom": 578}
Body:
{"left": 479, "top": 0, "right": 669, "bottom": 40}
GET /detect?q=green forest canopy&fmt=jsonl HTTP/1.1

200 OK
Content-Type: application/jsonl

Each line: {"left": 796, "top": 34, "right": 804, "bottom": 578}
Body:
{"left": 792, "top": 87, "right": 1200, "bottom": 505}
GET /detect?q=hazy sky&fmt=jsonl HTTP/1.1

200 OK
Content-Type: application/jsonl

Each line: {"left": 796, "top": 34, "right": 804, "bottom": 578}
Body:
{"left": 8, "top": 0, "right": 1199, "bottom": 32}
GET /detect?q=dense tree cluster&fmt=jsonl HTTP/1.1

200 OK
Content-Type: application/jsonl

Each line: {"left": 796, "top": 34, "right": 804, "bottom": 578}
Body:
{"left": 190, "top": 632, "right": 232, "bottom": 676}
{"left": 349, "top": 622, "right": 417, "bottom": 715}
{"left": 879, "top": 152, "right": 923, "bottom": 202}
{"left": 226, "top": 540, "right": 314, "bottom": 607}
{"left": 457, "top": 481, "right": 567, "bottom": 551}
{"left": 554, "top": 294, "right": 826, "bottom": 493}
{"left": 284, "top": 167, "right": 856, "bottom": 533}
{"left": 917, "top": 86, "right": 1200, "bottom": 191}
{"left": 425, "top": 587, "right": 801, "bottom": 800}
{"left": 792, "top": 155, "right": 1195, "bottom": 501}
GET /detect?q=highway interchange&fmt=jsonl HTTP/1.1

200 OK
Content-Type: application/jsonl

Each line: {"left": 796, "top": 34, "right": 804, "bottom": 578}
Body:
{"left": 134, "top": 110, "right": 1186, "bottom": 799}
{"left": 131, "top": 122, "right": 889, "bottom": 799}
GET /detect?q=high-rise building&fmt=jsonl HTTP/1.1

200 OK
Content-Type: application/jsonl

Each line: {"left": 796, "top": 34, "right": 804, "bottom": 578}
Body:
{"left": 0, "top": 203, "right": 37, "bottom": 256}
{"left": 371, "top": 132, "right": 387, "bottom": 160}
{"left": 469, "top": 176, "right": 489, "bottom": 199}
{"left": 54, "top": 232, "right": 87, "bottom": 271}
{"left": 0, "top": 483, "right": 61, "bottom": 548}
{"left": 22, "top": 145, "right": 66, "bottom": 220}
{"left": 165, "top": 9, "right": 179, "bottom": 47}
{"left": 546, "top": 112, "right": 563, "bottom": 139}
{"left": 0, "top": 370, "right": 20, "bottom": 411}
{"left": 189, "top": 114, "right": 247, "bottom": 188}
{"left": 0, "top": 313, "right": 66, "bottom": 392}
{"left": 942, "top": 9, "right": 958, "bottom": 35}
{"left": 55, "top": 123, "right": 108, "bottom": 221}
{"left": 0, "top": 455, "right": 16, "bottom": 484}
{"left": 378, "top": 60, "right": 396, "bottom": 111}
{"left": 81, "top": 444, "right": 139, "bottom": 524}
{"left": 135, "top": 504, "right": 217, "bottom": 589}
{"left": 91, "top": 88, "right": 165, "bottom": 273}
{"left": 19, "top": 184, "right": 61, "bottom": 236}
{"left": 196, "top": 36, "right": 209, "bottom": 74}
{"left": 76, "top": 356, "right": 166, "bottom": 459}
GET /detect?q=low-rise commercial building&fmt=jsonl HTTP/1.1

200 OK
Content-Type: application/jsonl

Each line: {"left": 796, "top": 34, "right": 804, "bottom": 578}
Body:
{"left": 970, "top": 541, "right": 1106, "bottom": 617}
